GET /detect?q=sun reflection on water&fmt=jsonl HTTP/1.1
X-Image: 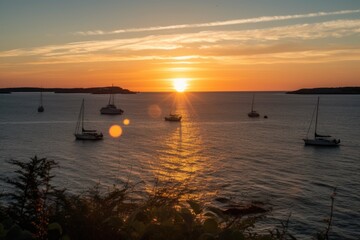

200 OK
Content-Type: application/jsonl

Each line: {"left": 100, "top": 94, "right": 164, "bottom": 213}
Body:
{"left": 146, "top": 94, "right": 209, "bottom": 200}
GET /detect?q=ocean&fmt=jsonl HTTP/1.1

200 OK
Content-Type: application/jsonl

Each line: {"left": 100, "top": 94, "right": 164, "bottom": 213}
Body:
{"left": 0, "top": 92, "right": 359, "bottom": 239}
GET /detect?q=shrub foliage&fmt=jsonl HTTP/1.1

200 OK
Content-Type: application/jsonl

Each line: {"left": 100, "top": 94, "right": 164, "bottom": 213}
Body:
{"left": 0, "top": 156, "right": 335, "bottom": 240}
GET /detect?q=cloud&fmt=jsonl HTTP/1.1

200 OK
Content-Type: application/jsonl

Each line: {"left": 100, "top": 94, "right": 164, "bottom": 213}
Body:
{"left": 19, "top": 48, "right": 359, "bottom": 67}
{"left": 1, "top": 19, "right": 359, "bottom": 57}
{"left": 0, "top": 19, "right": 359, "bottom": 67}
{"left": 210, "top": 49, "right": 360, "bottom": 65}
{"left": 74, "top": 9, "right": 360, "bottom": 36}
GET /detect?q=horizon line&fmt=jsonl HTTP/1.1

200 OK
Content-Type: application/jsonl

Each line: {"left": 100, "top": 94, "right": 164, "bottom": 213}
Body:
{"left": 1, "top": 86, "right": 360, "bottom": 94}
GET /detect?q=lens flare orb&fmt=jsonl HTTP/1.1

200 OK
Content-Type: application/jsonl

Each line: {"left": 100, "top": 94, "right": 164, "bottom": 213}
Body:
{"left": 123, "top": 119, "right": 130, "bottom": 125}
{"left": 109, "top": 125, "right": 123, "bottom": 138}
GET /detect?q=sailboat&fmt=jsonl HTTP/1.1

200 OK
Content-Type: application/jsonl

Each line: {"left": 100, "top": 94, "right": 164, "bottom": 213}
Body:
{"left": 248, "top": 93, "right": 260, "bottom": 117}
{"left": 100, "top": 85, "right": 124, "bottom": 115}
{"left": 75, "top": 99, "right": 103, "bottom": 140}
{"left": 303, "top": 97, "right": 340, "bottom": 146}
{"left": 164, "top": 113, "right": 182, "bottom": 122}
{"left": 37, "top": 90, "right": 44, "bottom": 113}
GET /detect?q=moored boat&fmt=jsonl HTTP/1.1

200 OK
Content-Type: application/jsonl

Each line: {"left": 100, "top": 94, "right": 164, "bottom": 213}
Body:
{"left": 248, "top": 93, "right": 260, "bottom": 117}
{"left": 37, "top": 90, "right": 44, "bottom": 113}
{"left": 100, "top": 85, "right": 123, "bottom": 115}
{"left": 75, "top": 99, "right": 103, "bottom": 140}
{"left": 303, "top": 97, "right": 340, "bottom": 146}
{"left": 165, "top": 114, "right": 182, "bottom": 122}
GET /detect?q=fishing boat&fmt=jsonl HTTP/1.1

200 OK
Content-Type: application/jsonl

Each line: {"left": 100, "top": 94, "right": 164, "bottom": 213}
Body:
{"left": 100, "top": 85, "right": 124, "bottom": 115}
{"left": 37, "top": 90, "right": 44, "bottom": 113}
{"left": 75, "top": 99, "right": 103, "bottom": 140}
{"left": 248, "top": 93, "right": 260, "bottom": 117}
{"left": 303, "top": 97, "right": 340, "bottom": 146}
{"left": 165, "top": 113, "right": 182, "bottom": 122}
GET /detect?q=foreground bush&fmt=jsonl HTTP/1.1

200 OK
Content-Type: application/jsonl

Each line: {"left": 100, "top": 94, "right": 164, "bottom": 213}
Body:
{"left": 0, "top": 156, "right": 335, "bottom": 240}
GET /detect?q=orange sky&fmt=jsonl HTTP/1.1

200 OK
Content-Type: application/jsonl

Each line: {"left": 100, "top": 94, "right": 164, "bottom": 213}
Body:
{"left": 1, "top": 59, "right": 358, "bottom": 92}
{"left": 1, "top": 3, "right": 359, "bottom": 91}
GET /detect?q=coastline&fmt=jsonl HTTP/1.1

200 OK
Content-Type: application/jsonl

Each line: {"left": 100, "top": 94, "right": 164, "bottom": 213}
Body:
{"left": 287, "top": 87, "right": 360, "bottom": 94}
{"left": 0, "top": 86, "right": 136, "bottom": 94}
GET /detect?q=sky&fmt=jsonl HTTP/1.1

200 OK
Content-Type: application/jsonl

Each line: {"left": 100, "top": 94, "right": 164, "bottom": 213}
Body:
{"left": 0, "top": 0, "right": 359, "bottom": 92}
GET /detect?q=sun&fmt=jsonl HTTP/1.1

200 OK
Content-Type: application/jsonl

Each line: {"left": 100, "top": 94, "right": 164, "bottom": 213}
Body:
{"left": 173, "top": 78, "right": 188, "bottom": 92}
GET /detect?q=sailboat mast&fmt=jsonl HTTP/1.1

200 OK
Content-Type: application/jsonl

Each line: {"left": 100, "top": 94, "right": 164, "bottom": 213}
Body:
{"left": 40, "top": 91, "right": 43, "bottom": 106}
{"left": 251, "top": 94, "right": 255, "bottom": 112}
{"left": 75, "top": 99, "right": 83, "bottom": 134}
{"left": 314, "top": 97, "right": 319, "bottom": 137}
{"left": 111, "top": 84, "right": 115, "bottom": 105}
{"left": 81, "top": 99, "right": 85, "bottom": 131}
{"left": 107, "top": 84, "right": 115, "bottom": 105}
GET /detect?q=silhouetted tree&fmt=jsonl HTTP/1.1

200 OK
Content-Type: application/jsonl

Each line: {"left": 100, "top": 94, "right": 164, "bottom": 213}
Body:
{"left": 4, "top": 156, "right": 57, "bottom": 239}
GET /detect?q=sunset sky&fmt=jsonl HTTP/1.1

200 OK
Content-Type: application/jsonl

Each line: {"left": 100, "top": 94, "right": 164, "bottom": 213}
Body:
{"left": 0, "top": 0, "right": 359, "bottom": 92}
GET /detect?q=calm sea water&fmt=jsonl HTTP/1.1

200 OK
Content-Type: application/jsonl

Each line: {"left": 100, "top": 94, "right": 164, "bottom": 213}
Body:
{"left": 0, "top": 92, "right": 359, "bottom": 239}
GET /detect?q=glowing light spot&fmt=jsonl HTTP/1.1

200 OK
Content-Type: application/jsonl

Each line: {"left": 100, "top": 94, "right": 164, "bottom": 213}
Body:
{"left": 173, "top": 78, "right": 188, "bottom": 92}
{"left": 109, "top": 125, "right": 122, "bottom": 138}
{"left": 173, "top": 56, "right": 197, "bottom": 60}
{"left": 148, "top": 104, "right": 162, "bottom": 118}
{"left": 123, "top": 119, "right": 130, "bottom": 125}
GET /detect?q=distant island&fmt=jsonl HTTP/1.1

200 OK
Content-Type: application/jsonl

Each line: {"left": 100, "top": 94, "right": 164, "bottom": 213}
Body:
{"left": 0, "top": 86, "right": 136, "bottom": 94}
{"left": 287, "top": 87, "right": 360, "bottom": 94}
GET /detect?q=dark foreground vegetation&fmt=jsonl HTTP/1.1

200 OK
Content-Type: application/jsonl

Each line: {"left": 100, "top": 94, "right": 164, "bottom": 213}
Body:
{"left": 0, "top": 156, "right": 335, "bottom": 240}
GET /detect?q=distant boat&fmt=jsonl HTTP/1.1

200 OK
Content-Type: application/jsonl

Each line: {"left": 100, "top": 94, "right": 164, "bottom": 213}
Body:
{"left": 100, "top": 85, "right": 124, "bottom": 115}
{"left": 248, "top": 93, "right": 260, "bottom": 117}
{"left": 165, "top": 113, "right": 182, "bottom": 122}
{"left": 37, "top": 90, "right": 44, "bottom": 113}
{"left": 75, "top": 99, "right": 103, "bottom": 140}
{"left": 303, "top": 97, "right": 340, "bottom": 146}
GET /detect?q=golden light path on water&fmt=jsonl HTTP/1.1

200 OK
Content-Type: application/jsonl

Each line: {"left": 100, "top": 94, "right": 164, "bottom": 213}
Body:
{"left": 144, "top": 92, "right": 210, "bottom": 200}
{"left": 104, "top": 92, "right": 216, "bottom": 201}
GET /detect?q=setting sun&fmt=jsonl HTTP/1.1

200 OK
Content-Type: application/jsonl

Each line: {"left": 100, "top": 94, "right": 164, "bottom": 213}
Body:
{"left": 173, "top": 78, "right": 188, "bottom": 92}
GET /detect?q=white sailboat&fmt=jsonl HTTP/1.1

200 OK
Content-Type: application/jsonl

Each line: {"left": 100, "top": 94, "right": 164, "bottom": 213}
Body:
{"left": 37, "top": 90, "right": 44, "bottom": 113}
{"left": 100, "top": 85, "right": 124, "bottom": 115}
{"left": 303, "top": 97, "right": 340, "bottom": 146}
{"left": 248, "top": 93, "right": 260, "bottom": 117}
{"left": 75, "top": 99, "right": 103, "bottom": 140}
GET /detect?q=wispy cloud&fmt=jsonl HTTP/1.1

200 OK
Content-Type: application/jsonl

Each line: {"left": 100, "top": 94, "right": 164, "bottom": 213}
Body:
{"left": 211, "top": 49, "right": 360, "bottom": 65}
{"left": 75, "top": 9, "right": 360, "bottom": 36}
{"left": 2, "top": 48, "right": 360, "bottom": 68}
{"left": 1, "top": 19, "right": 359, "bottom": 59}
{"left": 1, "top": 17, "right": 359, "bottom": 70}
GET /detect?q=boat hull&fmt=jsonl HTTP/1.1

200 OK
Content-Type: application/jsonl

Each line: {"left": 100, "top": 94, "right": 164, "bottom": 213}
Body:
{"left": 38, "top": 106, "right": 44, "bottom": 113}
{"left": 303, "top": 138, "right": 340, "bottom": 146}
{"left": 75, "top": 133, "right": 103, "bottom": 140}
{"left": 248, "top": 111, "right": 259, "bottom": 118}
{"left": 100, "top": 107, "right": 123, "bottom": 115}
{"left": 164, "top": 117, "right": 182, "bottom": 122}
